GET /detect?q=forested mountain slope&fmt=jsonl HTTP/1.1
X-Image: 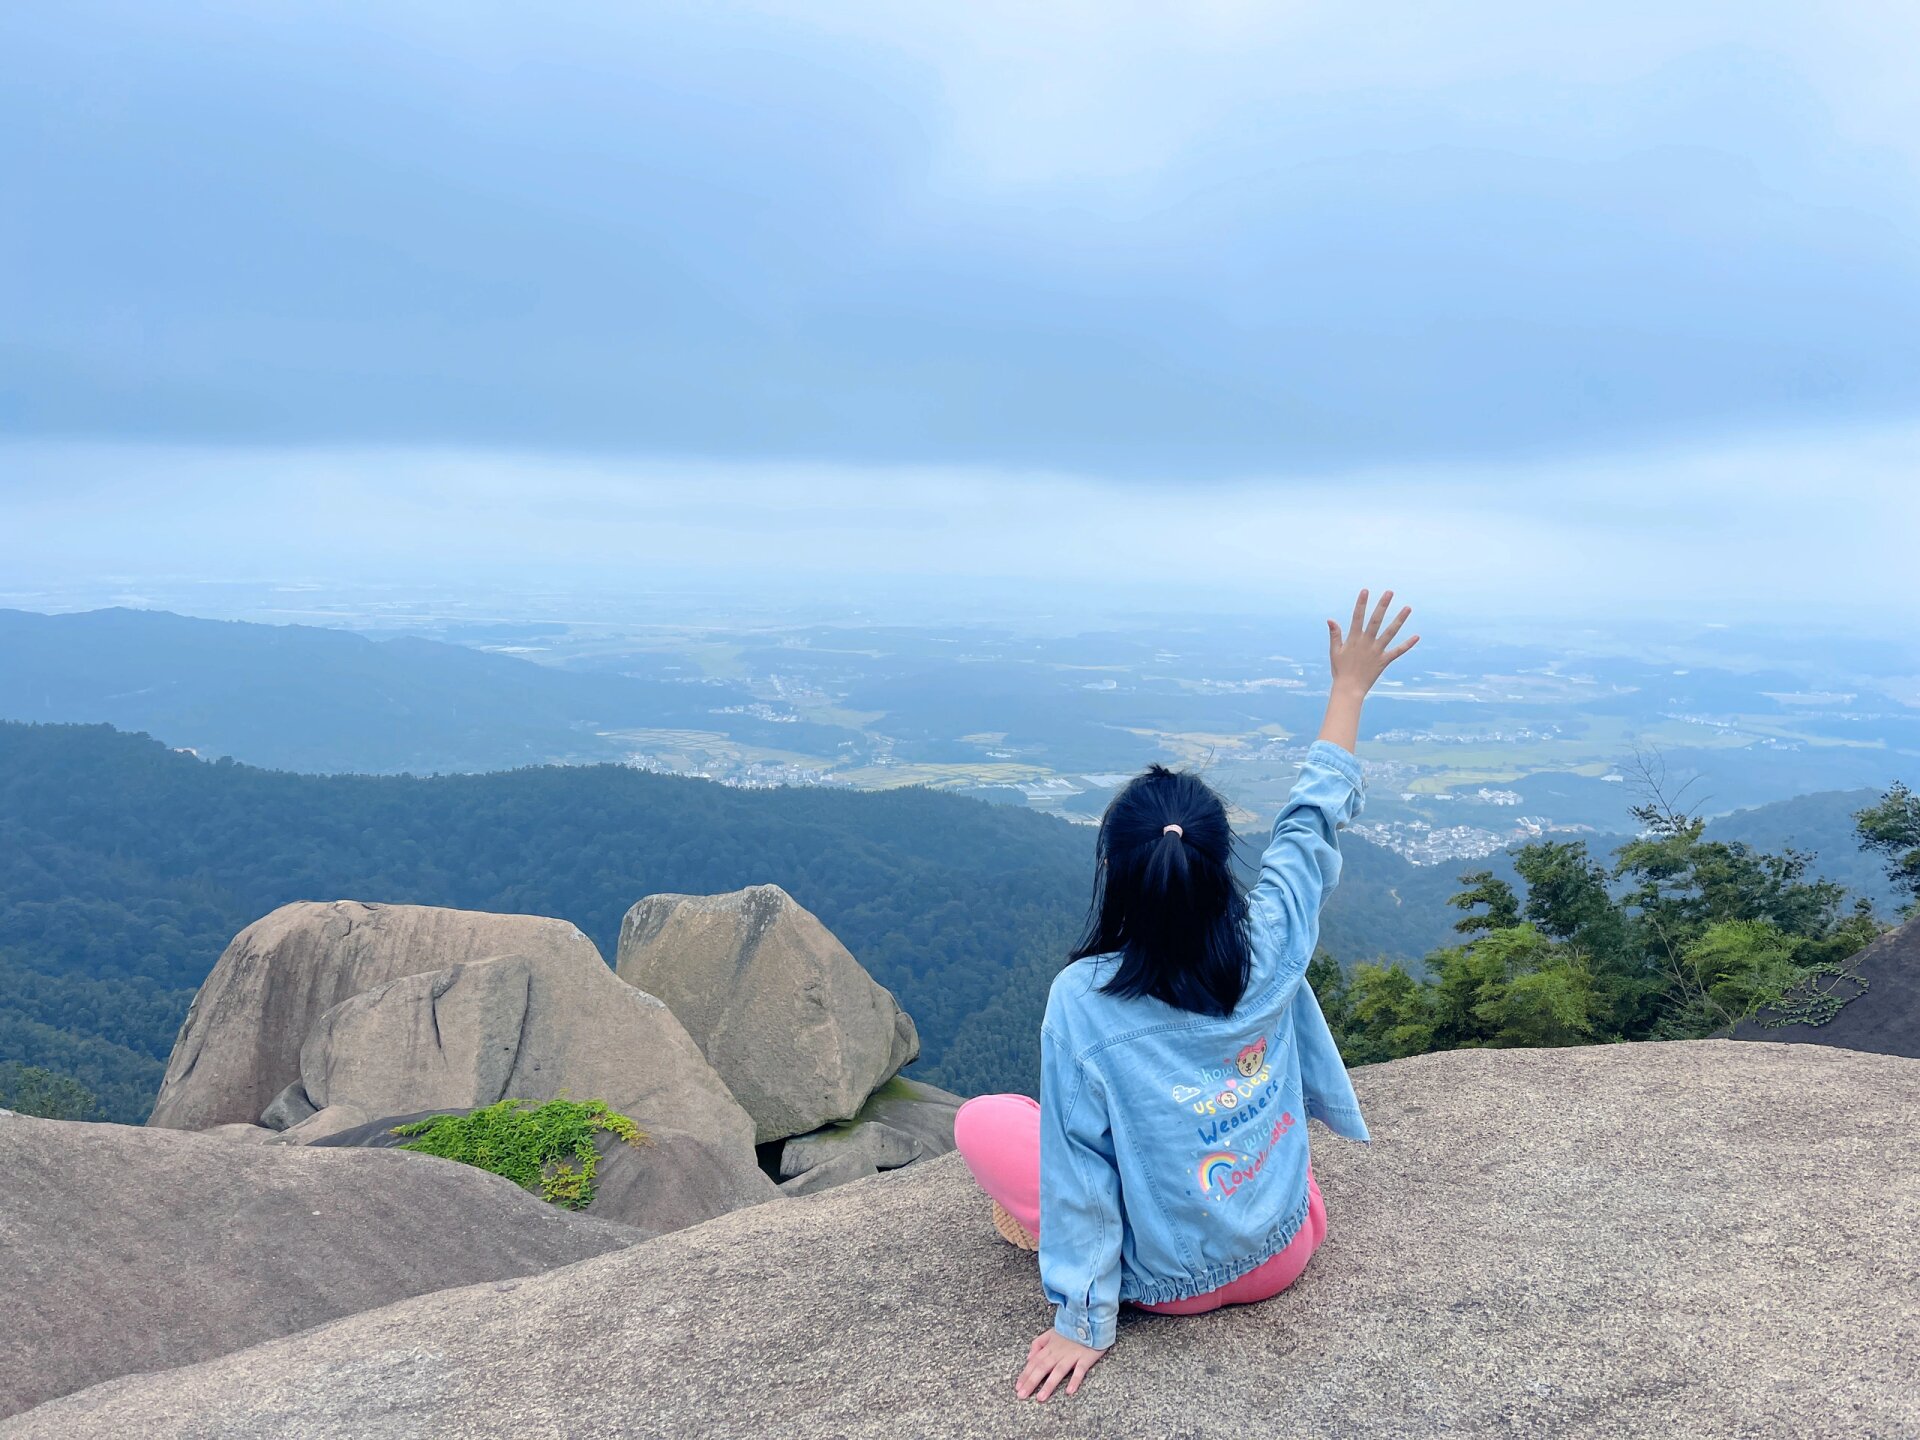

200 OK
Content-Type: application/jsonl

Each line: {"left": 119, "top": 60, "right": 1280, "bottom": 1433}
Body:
{"left": 3, "top": 721, "right": 1897, "bottom": 1120}
{"left": 1705, "top": 787, "right": 1903, "bottom": 912}
{"left": 0, "top": 723, "right": 1094, "bottom": 1119}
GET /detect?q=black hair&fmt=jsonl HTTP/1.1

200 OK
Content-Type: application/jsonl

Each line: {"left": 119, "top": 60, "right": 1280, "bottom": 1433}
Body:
{"left": 1071, "top": 763, "right": 1251, "bottom": 1016}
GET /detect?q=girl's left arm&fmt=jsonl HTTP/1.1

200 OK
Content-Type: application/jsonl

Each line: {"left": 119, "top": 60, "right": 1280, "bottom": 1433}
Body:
{"left": 1022, "top": 1024, "right": 1119, "bottom": 1399}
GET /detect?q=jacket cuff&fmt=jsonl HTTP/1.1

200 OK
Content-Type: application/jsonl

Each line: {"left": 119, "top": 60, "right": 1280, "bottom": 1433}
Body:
{"left": 1055, "top": 1303, "right": 1115, "bottom": 1351}
{"left": 1308, "top": 1095, "right": 1372, "bottom": 1143}
{"left": 1306, "top": 738, "right": 1365, "bottom": 789}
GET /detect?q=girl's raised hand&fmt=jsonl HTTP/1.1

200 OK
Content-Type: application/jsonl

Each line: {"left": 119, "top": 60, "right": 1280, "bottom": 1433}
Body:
{"left": 1327, "top": 588, "right": 1418, "bottom": 695}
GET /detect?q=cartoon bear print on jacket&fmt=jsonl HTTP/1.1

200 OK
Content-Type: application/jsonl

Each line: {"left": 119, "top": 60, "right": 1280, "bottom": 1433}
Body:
{"left": 1236, "top": 1037, "right": 1267, "bottom": 1079}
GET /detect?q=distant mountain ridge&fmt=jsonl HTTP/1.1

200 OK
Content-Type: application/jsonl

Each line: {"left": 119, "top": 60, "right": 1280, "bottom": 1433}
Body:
{"left": 0, "top": 606, "right": 847, "bottom": 774}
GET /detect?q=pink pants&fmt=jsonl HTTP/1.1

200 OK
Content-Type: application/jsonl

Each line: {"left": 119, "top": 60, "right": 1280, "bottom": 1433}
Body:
{"left": 953, "top": 1093, "right": 1327, "bottom": 1317}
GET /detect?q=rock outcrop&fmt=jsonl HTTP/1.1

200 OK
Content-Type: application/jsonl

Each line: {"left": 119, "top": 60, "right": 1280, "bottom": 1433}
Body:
{"left": 313, "top": 1109, "right": 777, "bottom": 1240}
{"left": 616, "top": 884, "right": 919, "bottom": 1143}
{"left": 297, "top": 947, "right": 741, "bottom": 1136}
{"left": 776, "top": 1076, "right": 962, "bottom": 1181}
{"left": 0, "top": 1112, "right": 642, "bottom": 1423}
{"left": 147, "top": 901, "right": 605, "bottom": 1131}
{"left": 146, "top": 893, "right": 932, "bottom": 1227}
{"left": 292, "top": 949, "right": 777, "bottom": 1229}
{"left": 14, "top": 1041, "right": 1914, "bottom": 1439}
{"left": 1735, "top": 912, "right": 1919, "bottom": 1058}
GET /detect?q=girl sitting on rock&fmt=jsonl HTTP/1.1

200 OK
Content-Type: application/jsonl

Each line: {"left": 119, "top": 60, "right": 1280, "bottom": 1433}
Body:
{"left": 954, "top": 589, "right": 1419, "bottom": 1403}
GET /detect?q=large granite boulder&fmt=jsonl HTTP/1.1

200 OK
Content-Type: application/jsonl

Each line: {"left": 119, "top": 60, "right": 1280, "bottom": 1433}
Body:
{"left": 0, "top": 1112, "right": 641, "bottom": 1423}
{"left": 615, "top": 884, "right": 918, "bottom": 1142}
{"left": 288, "top": 949, "right": 777, "bottom": 1231}
{"left": 15, "top": 1042, "right": 1915, "bottom": 1439}
{"left": 147, "top": 901, "right": 605, "bottom": 1131}
{"left": 1735, "top": 912, "right": 1919, "bottom": 1058}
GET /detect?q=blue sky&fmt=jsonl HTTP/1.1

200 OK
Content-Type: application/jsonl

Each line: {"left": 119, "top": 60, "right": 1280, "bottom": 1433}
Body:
{"left": 2, "top": 3, "right": 1918, "bottom": 617}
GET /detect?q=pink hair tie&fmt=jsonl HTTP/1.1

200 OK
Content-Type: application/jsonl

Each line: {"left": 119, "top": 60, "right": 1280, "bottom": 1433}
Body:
{"left": 1163, "top": 824, "right": 1183, "bottom": 837}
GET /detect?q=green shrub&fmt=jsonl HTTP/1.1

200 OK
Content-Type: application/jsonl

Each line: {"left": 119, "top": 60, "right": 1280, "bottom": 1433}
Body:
{"left": 394, "top": 1098, "right": 647, "bottom": 1208}
{"left": 0, "top": 1061, "right": 103, "bottom": 1121}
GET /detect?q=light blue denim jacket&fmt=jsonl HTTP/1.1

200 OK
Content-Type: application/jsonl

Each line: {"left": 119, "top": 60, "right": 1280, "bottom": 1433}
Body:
{"left": 1038, "top": 739, "right": 1370, "bottom": 1348}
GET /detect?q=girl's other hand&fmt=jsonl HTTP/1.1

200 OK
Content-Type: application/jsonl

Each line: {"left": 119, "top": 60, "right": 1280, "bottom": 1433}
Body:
{"left": 1015, "top": 1329, "right": 1107, "bottom": 1401}
{"left": 1327, "top": 588, "right": 1418, "bottom": 696}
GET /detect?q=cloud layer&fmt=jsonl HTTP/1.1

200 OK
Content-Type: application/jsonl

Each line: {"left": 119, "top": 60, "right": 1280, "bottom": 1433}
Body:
{"left": 5, "top": 422, "right": 1916, "bottom": 622}
{"left": 4, "top": 2, "right": 1919, "bottom": 476}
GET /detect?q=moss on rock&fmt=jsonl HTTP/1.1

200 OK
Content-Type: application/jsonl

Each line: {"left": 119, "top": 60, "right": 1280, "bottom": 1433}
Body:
{"left": 394, "top": 1098, "right": 647, "bottom": 1209}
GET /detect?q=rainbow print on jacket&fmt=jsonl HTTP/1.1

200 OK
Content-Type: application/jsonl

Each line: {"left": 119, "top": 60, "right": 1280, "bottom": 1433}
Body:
{"left": 1196, "top": 1151, "right": 1239, "bottom": 1194}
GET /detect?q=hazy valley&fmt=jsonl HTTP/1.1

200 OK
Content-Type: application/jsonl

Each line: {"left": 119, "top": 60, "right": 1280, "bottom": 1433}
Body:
{"left": 3, "top": 594, "right": 1911, "bottom": 1124}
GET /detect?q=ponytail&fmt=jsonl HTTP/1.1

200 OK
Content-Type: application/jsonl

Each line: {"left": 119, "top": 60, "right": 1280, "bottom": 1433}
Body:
{"left": 1071, "top": 764, "right": 1251, "bottom": 1016}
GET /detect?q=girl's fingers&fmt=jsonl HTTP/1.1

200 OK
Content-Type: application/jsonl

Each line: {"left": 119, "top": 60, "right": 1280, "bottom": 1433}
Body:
{"left": 1066, "top": 1356, "right": 1093, "bottom": 1395}
{"left": 1350, "top": 589, "right": 1368, "bottom": 638}
{"left": 1385, "top": 635, "right": 1422, "bottom": 662}
{"left": 1018, "top": 1339, "right": 1058, "bottom": 1399}
{"left": 1367, "top": 589, "right": 1394, "bottom": 636}
{"left": 1379, "top": 606, "right": 1412, "bottom": 645}
{"left": 1036, "top": 1361, "right": 1067, "bottom": 1402}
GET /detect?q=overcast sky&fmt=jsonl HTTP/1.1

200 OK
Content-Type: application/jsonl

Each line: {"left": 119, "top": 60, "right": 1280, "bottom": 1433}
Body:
{"left": 3, "top": 3, "right": 1917, "bottom": 620}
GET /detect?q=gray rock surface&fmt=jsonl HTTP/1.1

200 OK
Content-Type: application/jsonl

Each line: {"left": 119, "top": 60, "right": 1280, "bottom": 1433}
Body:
{"left": 258, "top": 1080, "right": 317, "bottom": 1131}
{"left": 148, "top": 901, "right": 605, "bottom": 1131}
{"left": 315, "top": 1109, "right": 780, "bottom": 1239}
{"left": 776, "top": 1147, "right": 877, "bottom": 1195}
{"left": 200, "top": 1122, "right": 275, "bottom": 1144}
{"left": 15, "top": 1041, "right": 1916, "bottom": 1439}
{"left": 586, "top": 1127, "right": 780, "bottom": 1237}
{"left": 777, "top": 1076, "right": 963, "bottom": 1190}
{"left": 1735, "top": 912, "right": 1919, "bottom": 1058}
{"left": 270, "top": 1102, "right": 372, "bottom": 1145}
{"left": 308, "top": 1109, "right": 483, "bottom": 1149}
{"left": 779, "top": 1117, "right": 926, "bottom": 1178}
{"left": 843, "top": 1074, "right": 963, "bottom": 1152}
{"left": 616, "top": 884, "right": 918, "bottom": 1142}
{"left": 290, "top": 949, "right": 776, "bottom": 1230}
{"left": 0, "top": 1112, "right": 642, "bottom": 1423}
